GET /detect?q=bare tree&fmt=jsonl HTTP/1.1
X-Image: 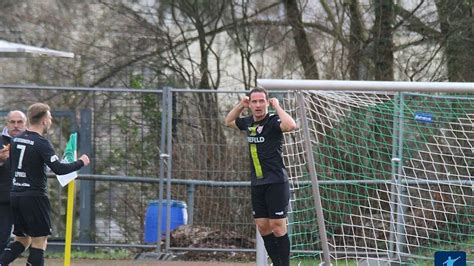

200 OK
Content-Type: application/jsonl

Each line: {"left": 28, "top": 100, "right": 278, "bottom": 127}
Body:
{"left": 435, "top": 0, "right": 474, "bottom": 82}
{"left": 283, "top": 0, "right": 319, "bottom": 79}
{"left": 346, "top": 0, "right": 369, "bottom": 80}
{"left": 372, "top": 0, "right": 395, "bottom": 81}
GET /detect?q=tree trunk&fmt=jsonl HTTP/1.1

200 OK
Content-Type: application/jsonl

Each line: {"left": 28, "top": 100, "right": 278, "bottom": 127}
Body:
{"left": 372, "top": 0, "right": 394, "bottom": 81}
{"left": 436, "top": 0, "right": 474, "bottom": 82}
{"left": 192, "top": 11, "right": 228, "bottom": 180}
{"left": 283, "top": 0, "right": 319, "bottom": 79}
{"left": 348, "top": 0, "right": 367, "bottom": 80}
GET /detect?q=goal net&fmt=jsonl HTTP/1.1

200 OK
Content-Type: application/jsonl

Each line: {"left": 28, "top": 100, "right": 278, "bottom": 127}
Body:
{"left": 264, "top": 80, "right": 473, "bottom": 265}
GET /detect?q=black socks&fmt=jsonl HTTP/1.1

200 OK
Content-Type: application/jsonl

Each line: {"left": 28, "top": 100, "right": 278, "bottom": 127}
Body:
{"left": 275, "top": 233, "right": 290, "bottom": 266}
{"left": 262, "top": 233, "right": 290, "bottom": 266}
{"left": 26, "top": 247, "right": 44, "bottom": 266}
{"left": 0, "top": 241, "right": 26, "bottom": 265}
{"left": 262, "top": 233, "right": 281, "bottom": 265}
{"left": 0, "top": 242, "right": 45, "bottom": 266}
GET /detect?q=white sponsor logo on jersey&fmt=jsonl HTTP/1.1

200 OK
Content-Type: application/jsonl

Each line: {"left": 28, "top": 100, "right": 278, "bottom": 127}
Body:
{"left": 14, "top": 171, "right": 26, "bottom": 178}
{"left": 13, "top": 138, "right": 34, "bottom": 145}
{"left": 13, "top": 177, "right": 30, "bottom": 187}
{"left": 247, "top": 136, "right": 265, "bottom": 143}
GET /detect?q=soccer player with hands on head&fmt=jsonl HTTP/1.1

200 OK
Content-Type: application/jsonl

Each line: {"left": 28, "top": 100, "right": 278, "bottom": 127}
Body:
{"left": 225, "top": 87, "right": 296, "bottom": 266}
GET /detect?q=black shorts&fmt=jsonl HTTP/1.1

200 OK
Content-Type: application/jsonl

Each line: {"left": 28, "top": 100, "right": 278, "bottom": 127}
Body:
{"left": 10, "top": 195, "right": 52, "bottom": 237}
{"left": 251, "top": 182, "right": 290, "bottom": 219}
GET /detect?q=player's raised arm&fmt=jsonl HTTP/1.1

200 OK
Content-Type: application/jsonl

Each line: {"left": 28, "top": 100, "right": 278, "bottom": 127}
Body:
{"left": 269, "top": 98, "right": 297, "bottom": 132}
{"left": 224, "top": 96, "right": 249, "bottom": 129}
{"left": 40, "top": 140, "right": 88, "bottom": 175}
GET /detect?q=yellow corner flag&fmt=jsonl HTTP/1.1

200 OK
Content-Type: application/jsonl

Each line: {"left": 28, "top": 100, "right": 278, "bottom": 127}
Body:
{"left": 61, "top": 133, "right": 78, "bottom": 266}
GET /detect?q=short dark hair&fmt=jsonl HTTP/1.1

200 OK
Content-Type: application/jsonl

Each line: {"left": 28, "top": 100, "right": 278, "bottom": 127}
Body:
{"left": 27, "top": 103, "right": 50, "bottom": 125}
{"left": 248, "top": 87, "right": 268, "bottom": 100}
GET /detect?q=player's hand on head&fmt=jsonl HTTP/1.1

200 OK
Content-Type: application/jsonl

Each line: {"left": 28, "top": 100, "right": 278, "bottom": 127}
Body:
{"left": 269, "top": 98, "right": 279, "bottom": 108}
{"left": 241, "top": 96, "right": 249, "bottom": 107}
{"left": 79, "top": 154, "right": 90, "bottom": 166}
{"left": 241, "top": 96, "right": 250, "bottom": 108}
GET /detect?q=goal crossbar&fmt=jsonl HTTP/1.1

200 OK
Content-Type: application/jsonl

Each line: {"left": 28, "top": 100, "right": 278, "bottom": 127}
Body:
{"left": 257, "top": 79, "right": 474, "bottom": 93}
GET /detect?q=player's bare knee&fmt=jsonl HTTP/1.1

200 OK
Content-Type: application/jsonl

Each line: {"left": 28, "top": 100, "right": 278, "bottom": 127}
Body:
{"left": 14, "top": 236, "right": 31, "bottom": 248}
{"left": 270, "top": 219, "right": 287, "bottom": 236}
{"left": 255, "top": 220, "right": 272, "bottom": 235}
{"left": 30, "top": 236, "right": 48, "bottom": 250}
{"left": 271, "top": 226, "right": 287, "bottom": 237}
{"left": 256, "top": 224, "right": 272, "bottom": 235}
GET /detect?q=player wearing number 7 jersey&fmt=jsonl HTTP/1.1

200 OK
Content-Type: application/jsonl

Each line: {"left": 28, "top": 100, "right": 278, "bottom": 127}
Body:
{"left": 0, "top": 103, "right": 90, "bottom": 266}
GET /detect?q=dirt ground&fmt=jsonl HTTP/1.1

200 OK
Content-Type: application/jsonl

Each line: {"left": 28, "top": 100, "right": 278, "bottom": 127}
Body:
{"left": 11, "top": 258, "right": 256, "bottom": 265}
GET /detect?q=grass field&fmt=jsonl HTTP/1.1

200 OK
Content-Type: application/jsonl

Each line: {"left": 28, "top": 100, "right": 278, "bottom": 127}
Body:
{"left": 10, "top": 256, "right": 446, "bottom": 265}
{"left": 8, "top": 250, "right": 256, "bottom": 265}
{"left": 10, "top": 258, "right": 441, "bottom": 265}
{"left": 11, "top": 258, "right": 255, "bottom": 266}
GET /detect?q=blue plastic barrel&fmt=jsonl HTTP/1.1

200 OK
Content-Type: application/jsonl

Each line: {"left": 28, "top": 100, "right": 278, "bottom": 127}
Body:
{"left": 144, "top": 200, "right": 188, "bottom": 243}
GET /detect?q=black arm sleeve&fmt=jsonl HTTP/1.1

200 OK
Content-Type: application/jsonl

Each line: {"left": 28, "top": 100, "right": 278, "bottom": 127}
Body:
{"left": 38, "top": 138, "right": 85, "bottom": 175}
{"left": 235, "top": 117, "right": 247, "bottom": 131}
{"left": 270, "top": 115, "right": 283, "bottom": 134}
{"left": 47, "top": 159, "right": 84, "bottom": 175}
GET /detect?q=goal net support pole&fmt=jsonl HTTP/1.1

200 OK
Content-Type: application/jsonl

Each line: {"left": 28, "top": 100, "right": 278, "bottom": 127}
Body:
{"left": 297, "top": 92, "right": 332, "bottom": 266}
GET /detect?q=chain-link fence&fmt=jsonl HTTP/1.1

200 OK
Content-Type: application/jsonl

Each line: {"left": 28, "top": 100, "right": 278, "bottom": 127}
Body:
{"left": 0, "top": 85, "right": 257, "bottom": 257}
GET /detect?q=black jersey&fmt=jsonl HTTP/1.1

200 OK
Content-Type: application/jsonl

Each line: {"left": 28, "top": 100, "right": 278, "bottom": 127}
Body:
{"left": 236, "top": 113, "right": 288, "bottom": 186}
{"left": 0, "top": 133, "right": 11, "bottom": 203}
{"left": 10, "top": 130, "right": 84, "bottom": 196}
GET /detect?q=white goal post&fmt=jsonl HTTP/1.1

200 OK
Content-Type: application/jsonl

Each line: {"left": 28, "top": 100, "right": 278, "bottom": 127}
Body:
{"left": 258, "top": 79, "right": 474, "bottom": 92}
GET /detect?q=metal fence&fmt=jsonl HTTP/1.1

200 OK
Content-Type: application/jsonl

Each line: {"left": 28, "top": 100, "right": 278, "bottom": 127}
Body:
{"left": 2, "top": 84, "right": 472, "bottom": 265}
{"left": 0, "top": 85, "right": 258, "bottom": 256}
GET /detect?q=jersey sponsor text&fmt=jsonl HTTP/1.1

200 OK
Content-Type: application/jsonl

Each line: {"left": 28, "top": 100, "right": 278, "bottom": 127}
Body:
{"left": 13, "top": 138, "right": 34, "bottom": 145}
{"left": 247, "top": 136, "right": 265, "bottom": 143}
{"left": 14, "top": 171, "right": 26, "bottom": 178}
{"left": 12, "top": 178, "right": 30, "bottom": 187}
